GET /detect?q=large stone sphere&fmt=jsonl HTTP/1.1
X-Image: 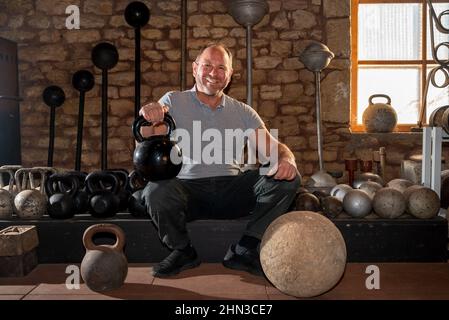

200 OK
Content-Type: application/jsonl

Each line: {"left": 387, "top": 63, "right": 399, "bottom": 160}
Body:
{"left": 372, "top": 187, "right": 406, "bottom": 218}
{"left": 260, "top": 211, "right": 347, "bottom": 298}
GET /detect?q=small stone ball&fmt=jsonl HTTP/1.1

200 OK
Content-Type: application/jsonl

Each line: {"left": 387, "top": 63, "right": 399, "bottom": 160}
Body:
{"left": 372, "top": 187, "right": 406, "bottom": 218}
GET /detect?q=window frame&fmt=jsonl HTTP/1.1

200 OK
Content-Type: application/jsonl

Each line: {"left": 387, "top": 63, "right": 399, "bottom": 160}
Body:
{"left": 350, "top": 0, "right": 445, "bottom": 132}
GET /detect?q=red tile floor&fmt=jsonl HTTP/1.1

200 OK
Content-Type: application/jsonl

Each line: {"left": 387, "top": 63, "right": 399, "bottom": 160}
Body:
{"left": 0, "top": 262, "right": 449, "bottom": 300}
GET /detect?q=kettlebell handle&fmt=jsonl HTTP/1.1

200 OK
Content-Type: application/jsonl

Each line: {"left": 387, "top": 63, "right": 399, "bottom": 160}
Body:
{"left": 83, "top": 223, "right": 126, "bottom": 252}
{"left": 46, "top": 173, "right": 79, "bottom": 197}
{"left": 132, "top": 113, "right": 177, "bottom": 143}
{"left": 85, "top": 171, "right": 120, "bottom": 194}
{"left": 369, "top": 94, "right": 391, "bottom": 105}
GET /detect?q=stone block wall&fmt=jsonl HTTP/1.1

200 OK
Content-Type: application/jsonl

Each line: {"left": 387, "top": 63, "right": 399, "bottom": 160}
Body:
{"left": 0, "top": 0, "right": 442, "bottom": 183}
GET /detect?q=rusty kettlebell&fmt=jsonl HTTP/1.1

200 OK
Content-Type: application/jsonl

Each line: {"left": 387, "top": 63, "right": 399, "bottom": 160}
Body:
{"left": 362, "top": 94, "right": 397, "bottom": 133}
{"left": 80, "top": 224, "right": 128, "bottom": 292}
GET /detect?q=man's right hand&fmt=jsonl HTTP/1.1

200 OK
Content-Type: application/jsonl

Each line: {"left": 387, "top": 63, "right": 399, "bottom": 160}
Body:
{"left": 139, "top": 102, "right": 169, "bottom": 123}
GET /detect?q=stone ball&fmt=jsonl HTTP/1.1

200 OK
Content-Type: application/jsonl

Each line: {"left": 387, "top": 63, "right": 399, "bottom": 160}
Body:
{"left": 372, "top": 187, "right": 406, "bottom": 218}
{"left": 321, "top": 196, "right": 343, "bottom": 218}
{"left": 403, "top": 185, "right": 426, "bottom": 202}
{"left": 387, "top": 179, "right": 414, "bottom": 194}
{"left": 295, "top": 193, "right": 321, "bottom": 212}
{"left": 406, "top": 187, "right": 440, "bottom": 219}
{"left": 358, "top": 181, "right": 382, "bottom": 199}
{"left": 343, "top": 189, "right": 372, "bottom": 218}
{"left": 260, "top": 211, "right": 347, "bottom": 298}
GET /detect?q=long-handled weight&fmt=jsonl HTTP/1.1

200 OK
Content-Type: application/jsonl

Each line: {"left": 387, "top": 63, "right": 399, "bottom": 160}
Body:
{"left": 42, "top": 86, "right": 65, "bottom": 167}
{"left": 125, "top": 1, "right": 150, "bottom": 118}
{"left": 92, "top": 43, "right": 119, "bottom": 170}
{"left": 72, "top": 70, "right": 95, "bottom": 171}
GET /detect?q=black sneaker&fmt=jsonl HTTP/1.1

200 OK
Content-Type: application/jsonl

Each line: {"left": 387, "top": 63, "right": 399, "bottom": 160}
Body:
{"left": 222, "top": 244, "right": 264, "bottom": 276}
{"left": 152, "top": 247, "right": 201, "bottom": 278}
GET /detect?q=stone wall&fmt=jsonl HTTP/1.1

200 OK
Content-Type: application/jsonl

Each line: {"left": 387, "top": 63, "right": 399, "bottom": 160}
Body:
{"left": 0, "top": 0, "right": 442, "bottom": 183}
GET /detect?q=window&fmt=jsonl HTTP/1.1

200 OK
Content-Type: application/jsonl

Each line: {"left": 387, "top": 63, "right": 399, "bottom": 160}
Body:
{"left": 351, "top": 0, "right": 449, "bottom": 132}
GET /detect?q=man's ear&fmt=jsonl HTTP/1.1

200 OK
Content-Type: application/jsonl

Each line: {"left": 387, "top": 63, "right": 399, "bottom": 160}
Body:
{"left": 192, "top": 61, "right": 198, "bottom": 77}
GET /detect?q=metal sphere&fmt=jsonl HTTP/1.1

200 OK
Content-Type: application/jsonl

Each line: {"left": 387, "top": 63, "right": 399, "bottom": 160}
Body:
{"left": 343, "top": 189, "right": 372, "bottom": 218}
{"left": 298, "top": 41, "right": 334, "bottom": 72}
{"left": 358, "top": 181, "right": 383, "bottom": 199}
{"left": 72, "top": 70, "right": 95, "bottom": 92}
{"left": 353, "top": 172, "right": 384, "bottom": 189}
{"left": 91, "top": 42, "right": 119, "bottom": 70}
{"left": 228, "top": 0, "right": 268, "bottom": 27}
{"left": 330, "top": 184, "right": 353, "bottom": 202}
{"left": 125, "top": 1, "right": 150, "bottom": 28}
{"left": 42, "top": 85, "right": 65, "bottom": 108}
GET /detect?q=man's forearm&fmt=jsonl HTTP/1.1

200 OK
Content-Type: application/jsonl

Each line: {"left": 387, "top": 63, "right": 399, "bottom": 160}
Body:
{"left": 278, "top": 143, "right": 295, "bottom": 162}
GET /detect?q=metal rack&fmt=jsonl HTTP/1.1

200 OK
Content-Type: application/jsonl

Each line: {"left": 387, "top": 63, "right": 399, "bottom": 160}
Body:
{"left": 422, "top": 126, "right": 449, "bottom": 198}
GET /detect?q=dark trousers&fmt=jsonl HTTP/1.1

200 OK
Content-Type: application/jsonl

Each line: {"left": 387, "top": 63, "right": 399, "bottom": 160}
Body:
{"left": 142, "top": 170, "right": 301, "bottom": 250}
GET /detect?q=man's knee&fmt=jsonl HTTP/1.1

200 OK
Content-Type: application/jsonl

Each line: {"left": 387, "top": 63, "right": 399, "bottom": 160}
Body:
{"left": 270, "top": 173, "right": 301, "bottom": 194}
{"left": 142, "top": 178, "right": 185, "bottom": 208}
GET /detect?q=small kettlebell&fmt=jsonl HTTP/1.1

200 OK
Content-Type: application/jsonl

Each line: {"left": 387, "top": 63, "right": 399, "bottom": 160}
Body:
{"left": 132, "top": 113, "right": 182, "bottom": 181}
{"left": 46, "top": 173, "right": 78, "bottom": 219}
{"left": 0, "top": 169, "right": 14, "bottom": 218}
{"left": 80, "top": 223, "right": 128, "bottom": 292}
{"left": 14, "top": 168, "right": 47, "bottom": 220}
{"left": 86, "top": 171, "right": 120, "bottom": 218}
{"left": 104, "top": 169, "right": 131, "bottom": 212}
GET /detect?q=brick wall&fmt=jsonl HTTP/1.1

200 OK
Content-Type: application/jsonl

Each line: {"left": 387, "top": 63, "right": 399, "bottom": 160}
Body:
{"left": 0, "top": 0, "right": 440, "bottom": 183}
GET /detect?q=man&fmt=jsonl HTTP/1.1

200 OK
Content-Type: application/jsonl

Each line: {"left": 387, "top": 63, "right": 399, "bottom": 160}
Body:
{"left": 139, "top": 43, "right": 300, "bottom": 278}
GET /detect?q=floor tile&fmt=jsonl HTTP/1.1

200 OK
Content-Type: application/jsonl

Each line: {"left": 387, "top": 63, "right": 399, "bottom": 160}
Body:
{"left": 0, "top": 295, "right": 24, "bottom": 300}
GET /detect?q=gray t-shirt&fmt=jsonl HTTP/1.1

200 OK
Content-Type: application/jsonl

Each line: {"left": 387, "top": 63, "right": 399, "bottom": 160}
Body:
{"left": 158, "top": 87, "right": 265, "bottom": 179}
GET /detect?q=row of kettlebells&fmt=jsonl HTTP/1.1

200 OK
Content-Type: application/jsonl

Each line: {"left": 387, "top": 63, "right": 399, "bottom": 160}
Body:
{"left": 0, "top": 167, "right": 148, "bottom": 220}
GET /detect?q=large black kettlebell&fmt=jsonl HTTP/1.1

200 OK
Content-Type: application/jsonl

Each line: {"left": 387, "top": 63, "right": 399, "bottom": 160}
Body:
{"left": 132, "top": 113, "right": 182, "bottom": 181}
{"left": 86, "top": 171, "right": 120, "bottom": 218}
{"left": 46, "top": 173, "right": 78, "bottom": 219}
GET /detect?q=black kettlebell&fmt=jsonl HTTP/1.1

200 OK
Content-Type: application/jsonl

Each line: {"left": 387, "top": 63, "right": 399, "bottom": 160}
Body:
{"left": 86, "top": 171, "right": 120, "bottom": 218}
{"left": 104, "top": 169, "right": 131, "bottom": 212}
{"left": 127, "top": 170, "right": 147, "bottom": 218}
{"left": 132, "top": 113, "right": 182, "bottom": 181}
{"left": 46, "top": 173, "right": 78, "bottom": 219}
{"left": 61, "top": 171, "right": 89, "bottom": 214}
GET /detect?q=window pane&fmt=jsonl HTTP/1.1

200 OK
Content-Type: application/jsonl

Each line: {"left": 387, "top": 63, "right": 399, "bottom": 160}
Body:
{"left": 426, "top": 66, "right": 449, "bottom": 121}
{"left": 359, "top": 4, "right": 421, "bottom": 60}
{"left": 427, "top": 3, "right": 449, "bottom": 61}
{"left": 357, "top": 66, "right": 420, "bottom": 125}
